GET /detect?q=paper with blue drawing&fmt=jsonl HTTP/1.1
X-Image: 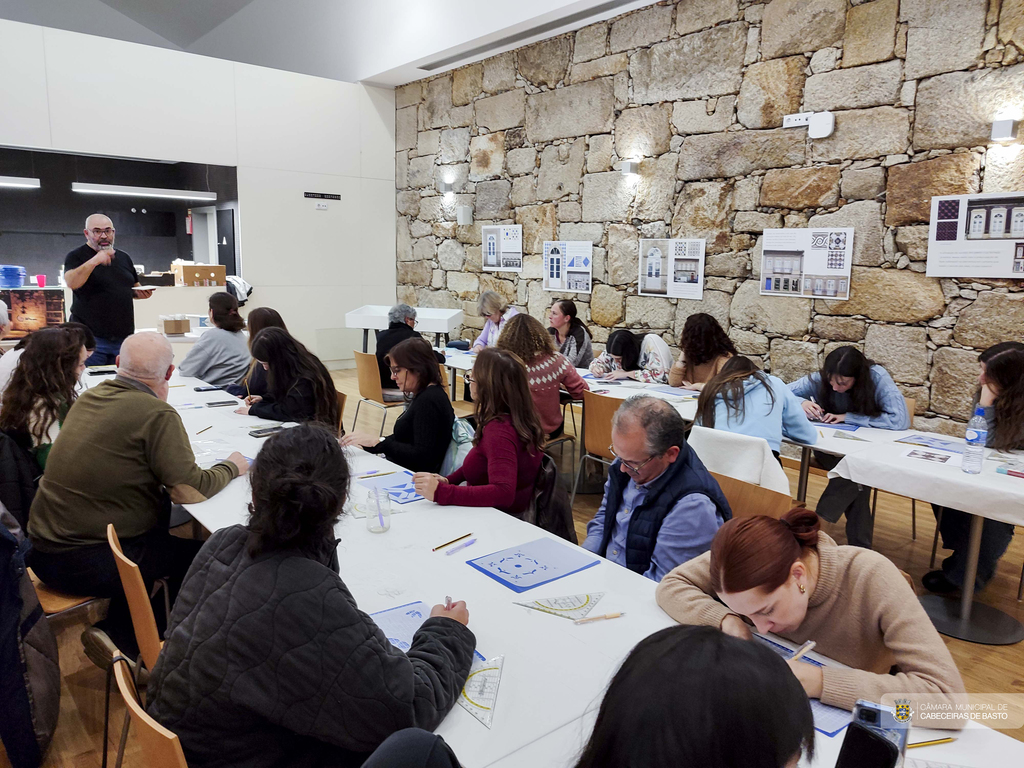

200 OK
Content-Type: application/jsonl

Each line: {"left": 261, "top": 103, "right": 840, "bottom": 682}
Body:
{"left": 356, "top": 470, "right": 424, "bottom": 504}
{"left": 468, "top": 538, "right": 600, "bottom": 593}
{"left": 370, "top": 601, "right": 485, "bottom": 661}
{"left": 755, "top": 634, "right": 853, "bottom": 737}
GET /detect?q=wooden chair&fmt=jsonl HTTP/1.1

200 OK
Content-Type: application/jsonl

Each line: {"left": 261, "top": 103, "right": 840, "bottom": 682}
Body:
{"left": 439, "top": 365, "right": 475, "bottom": 419}
{"left": 870, "top": 396, "right": 918, "bottom": 537}
{"left": 543, "top": 432, "right": 575, "bottom": 472}
{"left": 27, "top": 568, "right": 98, "bottom": 618}
{"left": 569, "top": 391, "right": 620, "bottom": 509}
{"left": 709, "top": 472, "right": 793, "bottom": 520}
{"left": 352, "top": 351, "right": 405, "bottom": 436}
{"left": 112, "top": 658, "right": 189, "bottom": 768}
{"left": 106, "top": 524, "right": 163, "bottom": 672}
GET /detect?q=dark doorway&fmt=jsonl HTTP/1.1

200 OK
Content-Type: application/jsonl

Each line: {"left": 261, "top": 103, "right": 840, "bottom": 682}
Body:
{"left": 216, "top": 208, "right": 236, "bottom": 276}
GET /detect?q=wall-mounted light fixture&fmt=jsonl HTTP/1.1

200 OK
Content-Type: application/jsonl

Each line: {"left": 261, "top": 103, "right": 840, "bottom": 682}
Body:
{"left": 457, "top": 205, "right": 473, "bottom": 225}
{"left": 439, "top": 180, "right": 454, "bottom": 194}
{"left": 991, "top": 119, "right": 1020, "bottom": 143}
{"left": 619, "top": 160, "right": 639, "bottom": 176}
{"left": 0, "top": 175, "right": 41, "bottom": 189}
{"left": 71, "top": 182, "right": 217, "bottom": 201}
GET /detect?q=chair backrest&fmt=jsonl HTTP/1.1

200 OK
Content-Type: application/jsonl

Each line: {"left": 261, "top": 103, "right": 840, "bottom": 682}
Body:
{"left": 335, "top": 390, "right": 347, "bottom": 429}
{"left": 106, "top": 524, "right": 162, "bottom": 671}
{"left": 687, "top": 426, "right": 792, "bottom": 497}
{"left": 353, "top": 351, "right": 385, "bottom": 403}
{"left": 709, "top": 472, "right": 793, "bottom": 520}
{"left": 903, "top": 396, "right": 916, "bottom": 423}
{"left": 113, "top": 659, "right": 189, "bottom": 768}
{"left": 438, "top": 364, "right": 451, "bottom": 396}
{"left": 581, "top": 390, "right": 619, "bottom": 461}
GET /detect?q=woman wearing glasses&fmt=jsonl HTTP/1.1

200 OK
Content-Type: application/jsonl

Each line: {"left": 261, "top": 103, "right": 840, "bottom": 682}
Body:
{"left": 343, "top": 338, "right": 455, "bottom": 473}
{"left": 412, "top": 348, "right": 544, "bottom": 517}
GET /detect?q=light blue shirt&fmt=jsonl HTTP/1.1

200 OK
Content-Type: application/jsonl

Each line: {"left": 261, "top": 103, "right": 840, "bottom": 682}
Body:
{"left": 581, "top": 468, "right": 723, "bottom": 582}
{"left": 788, "top": 365, "right": 910, "bottom": 430}
{"left": 697, "top": 374, "right": 818, "bottom": 452}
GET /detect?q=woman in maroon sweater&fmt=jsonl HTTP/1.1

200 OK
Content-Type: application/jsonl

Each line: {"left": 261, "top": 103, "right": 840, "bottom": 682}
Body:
{"left": 497, "top": 313, "right": 586, "bottom": 438}
{"left": 413, "top": 348, "right": 544, "bottom": 517}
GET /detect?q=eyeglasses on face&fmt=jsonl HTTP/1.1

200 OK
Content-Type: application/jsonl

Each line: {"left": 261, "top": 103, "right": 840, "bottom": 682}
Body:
{"left": 89, "top": 228, "right": 115, "bottom": 236}
{"left": 609, "top": 446, "right": 658, "bottom": 475}
{"left": 389, "top": 366, "right": 406, "bottom": 376}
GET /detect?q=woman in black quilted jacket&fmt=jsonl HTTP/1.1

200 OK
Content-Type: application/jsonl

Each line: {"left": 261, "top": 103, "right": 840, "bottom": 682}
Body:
{"left": 146, "top": 424, "right": 475, "bottom": 768}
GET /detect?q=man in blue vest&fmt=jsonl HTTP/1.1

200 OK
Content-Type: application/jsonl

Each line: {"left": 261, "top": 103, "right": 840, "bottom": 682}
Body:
{"left": 582, "top": 396, "right": 731, "bottom": 581}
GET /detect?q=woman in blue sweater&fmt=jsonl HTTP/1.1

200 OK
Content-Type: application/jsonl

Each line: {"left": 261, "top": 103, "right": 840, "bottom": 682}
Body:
{"left": 695, "top": 356, "right": 817, "bottom": 457}
{"left": 789, "top": 347, "right": 909, "bottom": 549}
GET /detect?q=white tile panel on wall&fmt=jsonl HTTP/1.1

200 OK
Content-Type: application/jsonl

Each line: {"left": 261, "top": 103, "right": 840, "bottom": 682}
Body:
{"left": 357, "top": 177, "right": 398, "bottom": 290}
{"left": 234, "top": 63, "right": 360, "bottom": 178}
{"left": 359, "top": 84, "right": 396, "bottom": 182}
{"left": 0, "top": 20, "right": 52, "bottom": 149}
{"left": 42, "top": 27, "right": 238, "bottom": 166}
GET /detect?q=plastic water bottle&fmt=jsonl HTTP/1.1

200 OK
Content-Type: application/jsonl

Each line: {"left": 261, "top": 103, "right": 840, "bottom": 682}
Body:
{"left": 962, "top": 406, "right": 987, "bottom": 475}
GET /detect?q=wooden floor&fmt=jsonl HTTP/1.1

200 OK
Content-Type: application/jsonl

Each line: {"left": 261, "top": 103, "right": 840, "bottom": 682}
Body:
{"left": 11, "top": 368, "right": 1023, "bottom": 767}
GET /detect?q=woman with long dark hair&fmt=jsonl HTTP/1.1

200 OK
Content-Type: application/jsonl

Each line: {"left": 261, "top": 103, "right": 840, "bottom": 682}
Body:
{"left": 235, "top": 327, "right": 340, "bottom": 433}
{"left": 656, "top": 508, "right": 965, "bottom": 720}
{"left": 147, "top": 424, "right": 475, "bottom": 768}
{"left": 0, "top": 327, "right": 89, "bottom": 468}
{"left": 499, "top": 313, "right": 586, "bottom": 437}
{"left": 696, "top": 356, "right": 816, "bottom": 457}
{"left": 547, "top": 299, "right": 593, "bottom": 368}
{"left": 788, "top": 346, "right": 909, "bottom": 549}
{"left": 412, "top": 347, "right": 544, "bottom": 516}
{"left": 343, "top": 337, "right": 455, "bottom": 472}
{"left": 926, "top": 345, "right": 1024, "bottom": 594}
{"left": 668, "top": 312, "right": 737, "bottom": 390}
{"left": 178, "top": 292, "right": 250, "bottom": 386}
{"left": 589, "top": 329, "right": 673, "bottom": 383}
{"left": 223, "top": 306, "right": 287, "bottom": 398}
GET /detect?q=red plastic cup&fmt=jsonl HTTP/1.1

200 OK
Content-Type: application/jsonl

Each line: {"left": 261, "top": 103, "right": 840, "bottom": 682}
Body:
{"left": 35, "top": 274, "right": 46, "bottom": 288}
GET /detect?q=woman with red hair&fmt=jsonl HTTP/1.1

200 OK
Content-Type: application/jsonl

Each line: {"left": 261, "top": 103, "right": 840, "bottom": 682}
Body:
{"left": 655, "top": 508, "right": 965, "bottom": 721}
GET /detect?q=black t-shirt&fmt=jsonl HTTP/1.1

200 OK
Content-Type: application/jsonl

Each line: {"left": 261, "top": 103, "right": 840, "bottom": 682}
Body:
{"left": 64, "top": 243, "right": 138, "bottom": 340}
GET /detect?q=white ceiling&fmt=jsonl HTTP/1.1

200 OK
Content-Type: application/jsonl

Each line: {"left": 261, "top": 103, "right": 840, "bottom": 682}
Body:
{"left": 0, "top": 0, "right": 658, "bottom": 86}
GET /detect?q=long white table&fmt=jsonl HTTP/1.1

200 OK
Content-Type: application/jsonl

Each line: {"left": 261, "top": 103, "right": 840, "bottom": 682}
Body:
{"left": 135, "top": 371, "right": 1021, "bottom": 767}
{"left": 832, "top": 441, "right": 1024, "bottom": 645}
{"left": 347, "top": 305, "right": 464, "bottom": 352}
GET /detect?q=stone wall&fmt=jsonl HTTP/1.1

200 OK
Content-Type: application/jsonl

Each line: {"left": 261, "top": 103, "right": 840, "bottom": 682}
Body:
{"left": 395, "top": 0, "right": 1024, "bottom": 437}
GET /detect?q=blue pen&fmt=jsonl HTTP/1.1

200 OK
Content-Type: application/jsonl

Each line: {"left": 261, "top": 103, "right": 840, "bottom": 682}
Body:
{"left": 446, "top": 538, "right": 477, "bottom": 556}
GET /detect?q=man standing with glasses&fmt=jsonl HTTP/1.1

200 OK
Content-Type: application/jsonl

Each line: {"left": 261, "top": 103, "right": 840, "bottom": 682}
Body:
{"left": 581, "top": 396, "right": 731, "bottom": 581}
{"left": 63, "top": 213, "right": 153, "bottom": 365}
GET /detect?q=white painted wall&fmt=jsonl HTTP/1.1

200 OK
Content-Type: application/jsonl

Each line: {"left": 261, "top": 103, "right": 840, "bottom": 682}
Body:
{"left": 0, "top": 17, "right": 395, "bottom": 365}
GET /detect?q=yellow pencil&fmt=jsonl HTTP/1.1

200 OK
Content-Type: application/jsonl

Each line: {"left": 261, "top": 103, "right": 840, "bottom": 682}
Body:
{"left": 574, "top": 612, "right": 625, "bottom": 625}
{"left": 196, "top": 425, "right": 212, "bottom": 435}
{"left": 789, "top": 640, "right": 816, "bottom": 662}
{"left": 908, "top": 737, "right": 956, "bottom": 749}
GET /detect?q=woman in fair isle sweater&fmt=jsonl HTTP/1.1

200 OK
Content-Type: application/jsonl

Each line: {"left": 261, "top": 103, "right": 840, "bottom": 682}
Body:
{"left": 498, "top": 313, "right": 586, "bottom": 438}
{"left": 656, "top": 508, "right": 965, "bottom": 724}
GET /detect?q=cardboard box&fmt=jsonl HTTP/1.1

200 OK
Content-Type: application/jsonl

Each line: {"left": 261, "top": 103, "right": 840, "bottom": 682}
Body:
{"left": 161, "top": 317, "right": 190, "bottom": 335}
{"left": 139, "top": 272, "right": 176, "bottom": 287}
{"left": 171, "top": 264, "right": 226, "bottom": 287}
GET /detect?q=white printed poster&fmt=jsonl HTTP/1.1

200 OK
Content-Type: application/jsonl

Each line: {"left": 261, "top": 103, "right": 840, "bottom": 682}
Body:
{"left": 760, "top": 228, "right": 854, "bottom": 300}
{"left": 543, "top": 241, "right": 593, "bottom": 294}
{"left": 926, "top": 191, "right": 1024, "bottom": 278}
{"left": 481, "top": 225, "right": 523, "bottom": 272}
{"left": 637, "top": 239, "right": 706, "bottom": 299}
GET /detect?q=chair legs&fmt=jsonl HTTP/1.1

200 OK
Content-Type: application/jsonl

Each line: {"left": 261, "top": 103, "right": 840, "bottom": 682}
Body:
{"left": 569, "top": 453, "right": 612, "bottom": 511}
{"left": 911, "top": 499, "right": 916, "bottom": 540}
{"left": 1018, "top": 560, "right": 1023, "bottom": 602}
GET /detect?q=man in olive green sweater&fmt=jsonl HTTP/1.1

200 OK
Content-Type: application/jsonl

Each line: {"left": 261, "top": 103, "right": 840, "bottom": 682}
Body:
{"left": 29, "top": 332, "right": 248, "bottom": 660}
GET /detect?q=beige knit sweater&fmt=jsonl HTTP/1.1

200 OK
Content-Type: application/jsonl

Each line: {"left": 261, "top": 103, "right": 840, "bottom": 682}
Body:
{"left": 655, "top": 533, "right": 966, "bottom": 718}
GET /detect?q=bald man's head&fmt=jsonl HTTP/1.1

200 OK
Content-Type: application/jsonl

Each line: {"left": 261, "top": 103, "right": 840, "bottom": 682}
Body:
{"left": 117, "top": 332, "right": 173, "bottom": 384}
{"left": 84, "top": 213, "right": 115, "bottom": 251}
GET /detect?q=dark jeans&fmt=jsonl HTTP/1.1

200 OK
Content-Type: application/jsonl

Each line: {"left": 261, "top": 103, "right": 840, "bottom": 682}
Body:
{"left": 84, "top": 335, "right": 125, "bottom": 366}
{"left": 361, "top": 730, "right": 459, "bottom": 768}
{"left": 813, "top": 451, "right": 874, "bottom": 549}
{"left": 548, "top": 422, "right": 565, "bottom": 439}
{"left": 29, "top": 527, "right": 202, "bottom": 658}
{"left": 932, "top": 505, "right": 1015, "bottom": 590}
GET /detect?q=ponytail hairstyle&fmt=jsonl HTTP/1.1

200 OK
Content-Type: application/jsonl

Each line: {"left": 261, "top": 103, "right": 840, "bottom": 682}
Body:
{"left": 980, "top": 346, "right": 1024, "bottom": 451}
{"left": 247, "top": 423, "right": 350, "bottom": 559}
{"left": 250, "top": 327, "right": 340, "bottom": 433}
{"left": 553, "top": 299, "right": 587, "bottom": 335}
{"left": 696, "top": 356, "right": 775, "bottom": 429}
{"left": 816, "top": 346, "right": 882, "bottom": 418}
{"left": 710, "top": 508, "right": 821, "bottom": 595}
{"left": 605, "top": 329, "right": 643, "bottom": 372}
{"left": 209, "top": 291, "right": 245, "bottom": 333}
